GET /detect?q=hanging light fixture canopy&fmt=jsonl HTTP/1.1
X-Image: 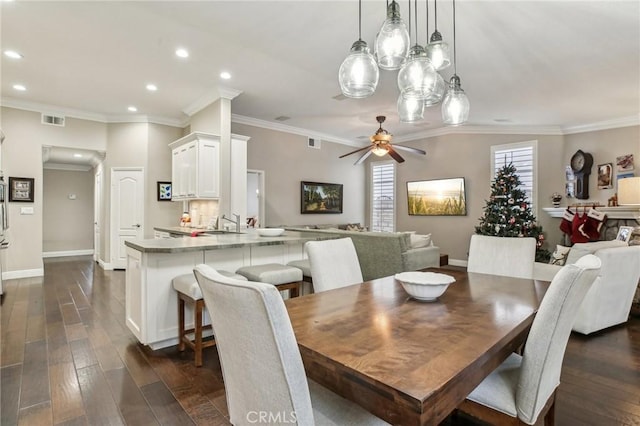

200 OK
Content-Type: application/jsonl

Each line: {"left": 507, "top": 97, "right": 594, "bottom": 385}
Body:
{"left": 338, "top": 0, "right": 379, "bottom": 98}
{"left": 375, "top": 0, "right": 411, "bottom": 71}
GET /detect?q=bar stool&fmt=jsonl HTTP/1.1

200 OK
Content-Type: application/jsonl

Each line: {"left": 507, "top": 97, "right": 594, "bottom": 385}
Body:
{"left": 172, "top": 270, "right": 247, "bottom": 367}
{"left": 235, "top": 263, "right": 303, "bottom": 298}
{"left": 287, "top": 259, "right": 312, "bottom": 283}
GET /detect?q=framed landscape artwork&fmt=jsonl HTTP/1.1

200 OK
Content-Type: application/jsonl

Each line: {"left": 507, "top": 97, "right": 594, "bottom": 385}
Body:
{"left": 407, "top": 177, "right": 467, "bottom": 216}
{"left": 301, "top": 181, "right": 343, "bottom": 214}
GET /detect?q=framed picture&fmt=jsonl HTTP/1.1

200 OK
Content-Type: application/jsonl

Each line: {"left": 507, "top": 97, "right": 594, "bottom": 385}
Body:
{"left": 597, "top": 163, "right": 613, "bottom": 189}
{"left": 616, "top": 226, "right": 634, "bottom": 243}
{"left": 157, "top": 181, "right": 172, "bottom": 201}
{"left": 616, "top": 154, "right": 634, "bottom": 172}
{"left": 407, "top": 177, "right": 467, "bottom": 216}
{"left": 301, "top": 181, "right": 343, "bottom": 214}
{"left": 8, "top": 177, "right": 35, "bottom": 202}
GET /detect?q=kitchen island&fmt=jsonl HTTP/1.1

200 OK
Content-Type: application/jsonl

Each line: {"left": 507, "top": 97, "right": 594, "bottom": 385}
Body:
{"left": 125, "top": 229, "right": 333, "bottom": 349}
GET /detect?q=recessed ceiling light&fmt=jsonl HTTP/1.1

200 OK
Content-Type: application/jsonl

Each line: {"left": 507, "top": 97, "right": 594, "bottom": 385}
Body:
{"left": 175, "top": 48, "right": 189, "bottom": 58}
{"left": 73, "top": 153, "right": 83, "bottom": 158}
{"left": 13, "top": 84, "right": 26, "bottom": 91}
{"left": 146, "top": 83, "right": 158, "bottom": 91}
{"left": 220, "top": 71, "right": 231, "bottom": 80}
{"left": 128, "top": 106, "right": 138, "bottom": 112}
{"left": 4, "top": 50, "right": 23, "bottom": 59}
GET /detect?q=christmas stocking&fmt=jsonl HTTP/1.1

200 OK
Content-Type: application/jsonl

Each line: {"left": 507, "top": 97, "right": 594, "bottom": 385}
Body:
{"left": 559, "top": 209, "right": 574, "bottom": 236}
{"left": 582, "top": 208, "right": 607, "bottom": 241}
{"left": 571, "top": 212, "right": 591, "bottom": 244}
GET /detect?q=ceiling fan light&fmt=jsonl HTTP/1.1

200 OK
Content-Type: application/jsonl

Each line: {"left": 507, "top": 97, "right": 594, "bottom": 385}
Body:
{"left": 398, "top": 45, "right": 438, "bottom": 100}
{"left": 442, "top": 75, "right": 470, "bottom": 126}
{"left": 426, "top": 31, "right": 451, "bottom": 71}
{"left": 372, "top": 145, "right": 390, "bottom": 156}
{"left": 374, "top": 1, "right": 410, "bottom": 71}
{"left": 339, "top": 40, "right": 380, "bottom": 98}
{"left": 398, "top": 93, "right": 424, "bottom": 123}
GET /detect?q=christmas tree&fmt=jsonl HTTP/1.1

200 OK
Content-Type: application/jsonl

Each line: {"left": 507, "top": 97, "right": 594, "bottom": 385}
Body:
{"left": 476, "top": 163, "right": 551, "bottom": 262}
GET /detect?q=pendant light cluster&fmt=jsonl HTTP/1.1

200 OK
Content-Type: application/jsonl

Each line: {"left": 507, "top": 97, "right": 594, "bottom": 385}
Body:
{"left": 338, "top": 0, "right": 469, "bottom": 126}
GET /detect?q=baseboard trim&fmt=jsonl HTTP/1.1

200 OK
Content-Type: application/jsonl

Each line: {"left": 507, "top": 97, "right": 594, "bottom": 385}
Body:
{"left": 98, "top": 259, "right": 114, "bottom": 270}
{"left": 448, "top": 259, "right": 468, "bottom": 267}
{"left": 42, "top": 249, "right": 94, "bottom": 258}
{"left": 3, "top": 268, "right": 45, "bottom": 280}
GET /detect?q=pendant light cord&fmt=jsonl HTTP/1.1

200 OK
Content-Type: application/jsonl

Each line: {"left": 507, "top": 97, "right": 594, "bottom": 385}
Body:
{"left": 358, "top": 0, "right": 362, "bottom": 41}
{"left": 452, "top": 0, "right": 457, "bottom": 75}
{"left": 425, "top": 0, "right": 429, "bottom": 44}
{"left": 414, "top": 0, "right": 419, "bottom": 43}
{"left": 434, "top": 0, "right": 438, "bottom": 30}
{"left": 408, "top": 0, "right": 412, "bottom": 44}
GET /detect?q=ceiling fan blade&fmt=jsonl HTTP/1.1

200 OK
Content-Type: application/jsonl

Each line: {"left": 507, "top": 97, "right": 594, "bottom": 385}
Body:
{"left": 339, "top": 145, "right": 371, "bottom": 158}
{"left": 387, "top": 146, "right": 405, "bottom": 163}
{"left": 354, "top": 149, "right": 373, "bottom": 165}
{"left": 393, "top": 144, "right": 426, "bottom": 155}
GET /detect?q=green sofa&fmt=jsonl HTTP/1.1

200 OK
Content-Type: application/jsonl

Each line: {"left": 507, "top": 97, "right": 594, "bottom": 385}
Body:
{"left": 286, "top": 227, "right": 440, "bottom": 281}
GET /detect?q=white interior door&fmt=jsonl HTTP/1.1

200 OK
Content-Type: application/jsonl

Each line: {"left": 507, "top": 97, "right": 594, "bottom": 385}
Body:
{"left": 111, "top": 168, "right": 144, "bottom": 269}
{"left": 246, "top": 170, "right": 265, "bottom": 227}
{"left": 94, "top": 169, "right": 102, "bottom": 262}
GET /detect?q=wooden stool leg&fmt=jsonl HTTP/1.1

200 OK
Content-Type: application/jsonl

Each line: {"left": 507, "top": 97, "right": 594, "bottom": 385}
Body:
{"left": 290, "top": 282, "right": 301, "bottom": 298}
{"left": 177, "top": 297, "right": 186, "bottom": 352}
{"left": 194, "top": 299, "right": 204, "bottom": 367}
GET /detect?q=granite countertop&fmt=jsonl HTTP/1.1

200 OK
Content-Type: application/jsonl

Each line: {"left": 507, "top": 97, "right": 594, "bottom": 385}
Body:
{"left": 154, "top": 226, "right": 231, "bottom": 236}
{"left": 126, "top": 229, "right": 336, "bottom": 253}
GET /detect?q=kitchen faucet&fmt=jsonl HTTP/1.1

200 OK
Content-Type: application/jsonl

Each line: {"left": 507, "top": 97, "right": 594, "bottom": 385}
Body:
{"left": 221, "top": 213, "right": 241, "bottom": 233}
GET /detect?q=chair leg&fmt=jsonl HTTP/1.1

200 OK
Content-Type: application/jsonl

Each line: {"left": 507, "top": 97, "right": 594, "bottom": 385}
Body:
{"left": 177, "top": 297, "right": 186, "bottom": 352}
{"left": 194, "top": 299, "right": 204, "bottom": 367}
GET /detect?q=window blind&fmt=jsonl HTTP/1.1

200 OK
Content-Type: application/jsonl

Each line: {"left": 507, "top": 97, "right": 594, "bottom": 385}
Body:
{"left": 371, "top": 162, "right": 395, "bottom": 232}
{"left": 492, "top": 142, "right": 537, "bottom": 210}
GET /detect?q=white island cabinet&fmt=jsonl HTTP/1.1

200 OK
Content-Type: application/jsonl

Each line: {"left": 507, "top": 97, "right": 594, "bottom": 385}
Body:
{"left": 124, "top": 230, "right": 333, "bottom": 349}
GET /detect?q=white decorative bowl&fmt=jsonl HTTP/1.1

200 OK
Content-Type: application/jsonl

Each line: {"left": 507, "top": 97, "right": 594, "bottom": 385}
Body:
{"left": 257, "top": 228, "right": 285, "bottom": 237}
{"left": 394, "top": 271, "right": 456, "bottom": 301}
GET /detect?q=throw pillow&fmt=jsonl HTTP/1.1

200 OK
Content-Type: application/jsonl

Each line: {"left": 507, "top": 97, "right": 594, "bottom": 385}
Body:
{"left": 410, "top": 233, "right": 432, "bottom": 249}
{"left": 346, "top": 223, "right": 366, "bottom": 232}
{"left": 548, "top": 245, "right": 571, "bottom": 266}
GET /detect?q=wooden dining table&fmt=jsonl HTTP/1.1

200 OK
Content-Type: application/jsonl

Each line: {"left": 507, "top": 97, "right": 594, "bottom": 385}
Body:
{"left": 285, "top": 268, "right": 550, "bottom": 426}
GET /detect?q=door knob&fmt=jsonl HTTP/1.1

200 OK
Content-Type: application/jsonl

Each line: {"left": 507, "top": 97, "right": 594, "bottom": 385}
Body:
{"left": 134, "top": 224, "right": 141, "bottom": 228}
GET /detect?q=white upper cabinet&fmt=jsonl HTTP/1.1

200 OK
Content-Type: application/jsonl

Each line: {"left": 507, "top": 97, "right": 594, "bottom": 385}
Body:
{"left": 169, "top": 132, "right": 220, "bottom": 200}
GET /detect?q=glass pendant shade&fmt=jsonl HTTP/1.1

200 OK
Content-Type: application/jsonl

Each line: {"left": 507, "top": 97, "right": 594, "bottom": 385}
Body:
{"left": 374, "top": 1, "right": 410, "bottom": 70}
{"left": 397, "top": 45, "right": 438, "bottom": 100}
{"left": 339, "top": 40, "right": 380, "bottom": 98}
{"left": 398, "top": 93, "right": 424, "bottom": 122}
{"left": 423, "top": 71, "right": 446, "bottom": 107}
{"left": 442, "top": 75, "right": 470, "bottom": 125}
{"left": 426, "top": 31, "right": 451, "bottom": 71}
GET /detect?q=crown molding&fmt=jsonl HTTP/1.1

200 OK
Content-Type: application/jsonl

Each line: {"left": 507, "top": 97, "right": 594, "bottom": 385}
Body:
{"left": 231, "top": 114, "right": 361, "bottom": 147}
{"left": 1, "top": 97, "right": 109, "bottom": 122}
{"left": 181, "top": 86, "right": 243, "bottom": 117}
{"left": 43, "top": 162, "right": 93, "bottom": 172}
{"left": 1, "top": 97, "right": 185, "bottom": 127}
{"left": 393, "top": 124, "right": 565, "bottom": 143}
{"left": 561, "top": 115, "right": 640, "bottom": 135}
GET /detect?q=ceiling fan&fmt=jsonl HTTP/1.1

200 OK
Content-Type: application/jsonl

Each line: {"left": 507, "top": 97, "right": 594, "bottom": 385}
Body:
{"left": 339, "top": 116, "right": 426, "bottom": 165}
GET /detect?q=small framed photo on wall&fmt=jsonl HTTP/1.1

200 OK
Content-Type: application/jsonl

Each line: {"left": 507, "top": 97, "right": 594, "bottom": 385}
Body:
{"left": 157, "top": 181, "right": 172, "bottom": 201}
{"left": 597, "top": 163, "right": 613, "bottom": 189}
{"left": 8, "top": 177, "right": 35, "bottom": 202}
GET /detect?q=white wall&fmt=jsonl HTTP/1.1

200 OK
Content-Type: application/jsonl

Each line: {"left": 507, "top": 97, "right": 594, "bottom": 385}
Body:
{"left": 43, "top": 169, "right": 94, "bottom": 253}
{"left": 234, "top": 122, "right": 366, "bottom": 227}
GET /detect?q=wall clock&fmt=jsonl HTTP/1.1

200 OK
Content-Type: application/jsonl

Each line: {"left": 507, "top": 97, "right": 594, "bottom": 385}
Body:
{"left": 570, "top": 149, "right": 593, "bottom": 199}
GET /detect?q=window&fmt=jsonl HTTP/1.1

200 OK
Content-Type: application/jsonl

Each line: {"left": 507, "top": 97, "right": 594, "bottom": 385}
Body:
{"left": 371, "top": 161, "right": 395, "bottom": 232}
{"left": 491, "top": 140, "right": 538, "bottom": 210}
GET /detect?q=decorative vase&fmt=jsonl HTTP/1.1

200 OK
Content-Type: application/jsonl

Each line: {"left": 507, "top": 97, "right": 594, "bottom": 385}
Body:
{"left": 551, "top": 193, "right": 562, "bottom": 208}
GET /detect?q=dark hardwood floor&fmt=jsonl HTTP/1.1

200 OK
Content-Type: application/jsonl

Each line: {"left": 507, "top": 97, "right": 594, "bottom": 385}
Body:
{"left": 1, "top": 256, "right": 639, "bottom": 425}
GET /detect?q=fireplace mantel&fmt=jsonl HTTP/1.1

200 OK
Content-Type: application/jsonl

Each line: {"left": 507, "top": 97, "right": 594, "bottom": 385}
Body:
{"left": 542, "top": 206, "right": 640, "bottom": 220}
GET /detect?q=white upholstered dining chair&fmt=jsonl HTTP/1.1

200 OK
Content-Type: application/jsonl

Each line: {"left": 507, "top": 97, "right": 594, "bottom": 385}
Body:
{"left": 467, "top": 234, "right": 537, "bottom": 279}
{"left": 305, "top": 238, "right": 363, "bottom": 293}
{"left": 457, "top": 254, "right": 601, "bottom": 426}
{"left": 193, "top": 264, "right": 389, "bottom": 426}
